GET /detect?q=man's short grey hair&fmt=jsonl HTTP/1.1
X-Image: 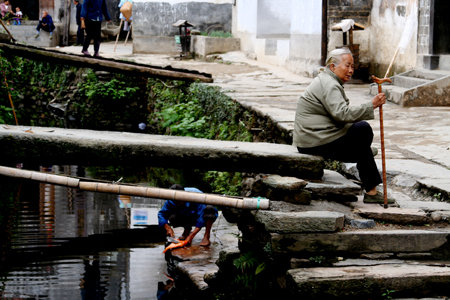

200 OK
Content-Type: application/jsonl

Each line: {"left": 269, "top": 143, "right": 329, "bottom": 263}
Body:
{"left": 326, "top": 47, "right": 352, "bottom": 68}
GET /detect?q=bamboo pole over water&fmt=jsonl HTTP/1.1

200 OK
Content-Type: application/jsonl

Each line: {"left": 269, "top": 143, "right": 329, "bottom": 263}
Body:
{"left": 0, "top": 166, "right": 269, "bottom": 210}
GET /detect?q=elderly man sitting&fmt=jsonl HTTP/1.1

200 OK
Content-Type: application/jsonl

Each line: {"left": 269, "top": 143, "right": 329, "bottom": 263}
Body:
{"left": 293, "top": 47, "right": 394, "bottom": 204}
{"left": 35, "top": 10, "right": 55, "bottom": 39}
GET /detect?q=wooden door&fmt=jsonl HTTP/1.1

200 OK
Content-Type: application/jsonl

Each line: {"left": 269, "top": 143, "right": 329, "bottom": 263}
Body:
{"left": 39, "top": 0, "right": 55, "bottom": 20}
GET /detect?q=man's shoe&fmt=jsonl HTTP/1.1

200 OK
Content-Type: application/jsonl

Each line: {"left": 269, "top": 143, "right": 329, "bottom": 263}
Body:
{"left": 93, "top": 52, "right": 102, "bottom": 58}
{"left": 49, "top": 35, "right": 52, "bottom": 40}
{"left": 363, "top": 192, "right": 395, "bottom": 204}
{"left": 35, "top": 34, "right": 39, "bottom": 38}
{"left": 81, "top": 50, "right": 91, "bottom": 56}
{"left": 371, "top": 147, "right": 378, "bottom": 157}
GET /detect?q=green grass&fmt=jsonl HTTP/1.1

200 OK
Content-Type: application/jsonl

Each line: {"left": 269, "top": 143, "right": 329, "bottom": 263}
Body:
{"left": 202, "top": 30, "right": 233, "bottom": 38}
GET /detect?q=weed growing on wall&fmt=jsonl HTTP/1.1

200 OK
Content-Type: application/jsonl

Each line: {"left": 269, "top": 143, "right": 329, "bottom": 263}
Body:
{"left": 75, "top": 69, "right": 145, "bottom": 129}
{"left": 147, "top": 79, "right": 254, "bottom": 196}
{"left": 201, "top": 30, "right": 233, "bottom": 38}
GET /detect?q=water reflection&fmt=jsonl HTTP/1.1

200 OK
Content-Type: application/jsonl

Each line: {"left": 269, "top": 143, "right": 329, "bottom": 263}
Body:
{"left": 0, "top": 165, "right": 174, "bottom": 300}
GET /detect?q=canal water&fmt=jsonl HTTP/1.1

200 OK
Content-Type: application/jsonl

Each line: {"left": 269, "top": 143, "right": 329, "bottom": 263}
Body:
{"left": 0, "top": 165, "right": 185, "bottom": 300}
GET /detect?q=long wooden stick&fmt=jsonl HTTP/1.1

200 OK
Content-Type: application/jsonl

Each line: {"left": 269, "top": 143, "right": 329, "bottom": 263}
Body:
{"left": 384, "top": 47, "right": 399, "bottom": 79}
{"left": 0, "top": 165, "right": 269, "bottom": 210}
{"left": 124, "top": 23, "right": 132, "bottom": 46}
{"left": 2, "top": 73, "right": 18, "bottom": 125}
{"left": 113, "top": 19, "right": 123, "bottom": 52}
{"left": 0, "top": 19, "right": 15, "bottom": 42}
{"left": 378, "top": 84, "right": 387, "bottom": 208}
{"left": 0, "top": 42, "right": 213, "bottom": 82}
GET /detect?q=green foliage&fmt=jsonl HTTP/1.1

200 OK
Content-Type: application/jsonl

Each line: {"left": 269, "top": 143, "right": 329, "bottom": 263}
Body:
{"left": 309, "top": 255, "right": 326, "bottom": 264}
{"left": 203, "top": 171, "right": 242, "bottom": 196}
{"left": 433, "top": 192, "right": 443, "bottom": 201}
{"left": 80, "top": 72, "right": 139, "bottom": 101}
{"left": 232, "top": 251, "right": 266, "bottom": 290}
{"left": 147, "top": 79, "right": 253, "bottom": 142}
{"left": 147, "top": 79, "right": 255, "bottom": 196}
{"left": 382, "top": 289, "right": 395, "bottom": 299}
{"left": 202, "top": 30, "right": 234, "bottom": 38}
{"left": 74, "top": 70, "right": 145, "bottom": 129}
{"left": 0, "top": 105, "right": 16, "bottom": 124}
{"left": 0, "top": 50, "right": 74, "bottom": 127}
{"left": 324, "top": 159, "right": 343, "bottom": 173}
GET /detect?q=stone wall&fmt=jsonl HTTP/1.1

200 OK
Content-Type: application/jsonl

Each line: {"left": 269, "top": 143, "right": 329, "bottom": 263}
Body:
{"left": 132, "top": 0, "right": 233, "bottom": 54}
{"left": 285, "top": 0, "right": 322, "bottom": 77}
{"left": 367, "top": 0, "right": 418, "bottom": 77}
{"left": 328, "top": 0, "right": 372, "bottom": 26}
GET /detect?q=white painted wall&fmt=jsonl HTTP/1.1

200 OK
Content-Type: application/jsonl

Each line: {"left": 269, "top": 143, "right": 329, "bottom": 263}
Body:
{"left": 368, "top": 0, "right": 418, "bottom": 75}
{"left": 291, "top": 0, "right": 321, "bottom": 35}
{"left": 256, "top": 0, "right": 291, "bottom": 38}
{"left": 286, "top": 0, "right": 322, "bottom": 76}
{"left": 234, "top": 0, "right": 258, "bottom": 52}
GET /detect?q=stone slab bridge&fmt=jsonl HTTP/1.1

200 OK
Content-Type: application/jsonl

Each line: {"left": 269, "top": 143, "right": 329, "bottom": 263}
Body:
{"left": 0, "top": 125, "right": 324, "bottom": 179}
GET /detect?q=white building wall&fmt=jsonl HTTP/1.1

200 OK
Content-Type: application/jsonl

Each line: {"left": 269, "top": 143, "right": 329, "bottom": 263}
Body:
{"left": 233, "top": 0, "right": 258, "bottom": 52}
{"left": 368, "top": 0, "right": 418, "bottom": 75}
{"left": 286, "top": 0, "right": 322, "bottom": 77}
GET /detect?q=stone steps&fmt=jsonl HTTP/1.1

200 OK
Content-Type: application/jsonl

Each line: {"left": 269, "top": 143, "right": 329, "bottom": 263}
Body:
{"left": 270, "top": 229, "right": 450, "bottom": 257}
{"left": 286, "top": 264, "right": 450, "bottom": 299}
{"left": 369, "top": 69, "right": 450, "bottom": 107}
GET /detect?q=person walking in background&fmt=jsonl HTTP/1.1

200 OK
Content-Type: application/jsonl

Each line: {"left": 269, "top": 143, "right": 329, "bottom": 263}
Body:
{"left": 80, "top": 0, "right": 111, "bottom": 57}
{"left": 35, "top": 11, "right": 55, "bottom": 39}
{"left": 74, "top": 0, "right": 84, "bottom": 45}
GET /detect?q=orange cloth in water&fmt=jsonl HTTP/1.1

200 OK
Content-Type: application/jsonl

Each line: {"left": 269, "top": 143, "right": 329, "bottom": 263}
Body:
{"left": 162, "top": 240, "right": 188, "bottom": 253}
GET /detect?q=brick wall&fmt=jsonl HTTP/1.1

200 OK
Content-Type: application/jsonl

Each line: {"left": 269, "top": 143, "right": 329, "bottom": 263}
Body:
{"left": 418, "top": 0, "right": 431, "bottom": 54}
{"left": 328, "top": 0, "right": 373, "bottom": 26}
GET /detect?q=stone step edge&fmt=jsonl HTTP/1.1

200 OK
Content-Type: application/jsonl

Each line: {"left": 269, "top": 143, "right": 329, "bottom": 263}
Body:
{"left": 270, "top": 229, "right": 450, "bottom": 256}
{"left": 286, "top": 263, "right": 450, "bottom": 299}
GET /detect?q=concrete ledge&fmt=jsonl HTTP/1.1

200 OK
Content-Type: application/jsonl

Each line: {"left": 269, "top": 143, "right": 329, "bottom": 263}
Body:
{"left": 287, "top": 264, "right": 450, "bottom": 299}
{"left": 271, "top": 230, "right": 450, "bottom": 256}
{"left": 254, "top": 211, "right": 344, "bottom": 233}
{"left": 0, "top": 126, "right": 324, "bottom": 179}
{"left": 6, "top": 24, "right": 61, "bottom": 47}
{"left": 191, "top": 35, "right": 240, "bottom": 58}
{"left": 133, "top": 36, "right": 178, "bottom": 54}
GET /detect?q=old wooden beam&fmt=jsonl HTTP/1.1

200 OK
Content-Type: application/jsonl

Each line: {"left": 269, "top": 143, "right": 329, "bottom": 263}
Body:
{"left": 62, "top": 0, "right": 71, "bottom": 46}
{"left": 0, "top": 42, "right": 213, "bottom": 83}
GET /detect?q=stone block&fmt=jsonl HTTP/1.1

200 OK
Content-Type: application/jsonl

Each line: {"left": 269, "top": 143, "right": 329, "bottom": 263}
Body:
{"left": 431, "top": 211, "right": 450, "bottom": 222}
{"left": 254, "top": 211, "right": 345, "bottom": 233}
{"left": 176, "top": 260, "right": 217, "bottom": 295}
{"left": 353, "top": 201, "right": 428, "bottom": 225}
{"left": 247, "top": 174, "right": 312, "bottom": 204}
{"left": 304, "top": 170, "right": 361, "bottom": 202}
{"left": 287, "top": 264, "right": 450, "bottom": 299}
{"left": 350, "top": 219, "right": 376, "bottom": 229}
{"left": 271, "top": 230, "right": 450, "bottom": 256}
{"left": 261, "top": 175, "right": 307, "bottom": 191}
